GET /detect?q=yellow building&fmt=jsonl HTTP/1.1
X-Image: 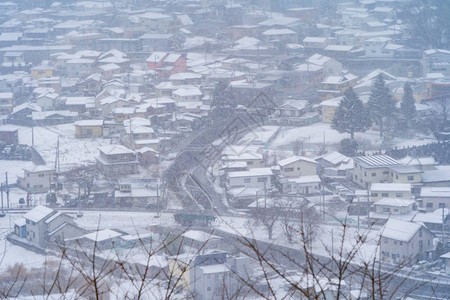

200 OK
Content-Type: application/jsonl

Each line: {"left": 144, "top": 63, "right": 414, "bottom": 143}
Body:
{"left": 320, "top": 96, "right": 343, "bottom": 123}
{"left": 74, "top": 120, "right": 103, "bottom": 138}
{"left": 31, "top": 65, "right": 55, "bottom": 79}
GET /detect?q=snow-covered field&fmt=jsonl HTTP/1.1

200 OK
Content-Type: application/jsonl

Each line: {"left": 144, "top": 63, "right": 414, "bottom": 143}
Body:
{"left": 16, "top": 123, "right": 113, "bottom": 171}
{"left": 237, "top": 122, "right": 436, "bottom": 155}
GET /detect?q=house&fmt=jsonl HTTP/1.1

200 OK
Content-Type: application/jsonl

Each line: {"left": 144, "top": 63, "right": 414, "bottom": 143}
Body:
{"left": 0, "top": 124, "right": 19, "bottom": 144}
{"left": 32, "top": 111, "right": 78, "bottom": 125}
{"left": 30, "top": 65, "right": 55, "bottom": 79}
{"left": 36, "top": 92, "right": 59, "bottom": 110}
{"left": 398, "top": 156, "right": 437, "bottom": 171}
{"left": 96, "top": 145, "right": 138, "bottom": 177}
{"left": 227, "top": 187, "right": 260, "bottom": 208}
{"left": 17, "top": 165, "right": 54, "bottom": 193}
{"left": 64, "top": 96, "right": 95, "bottom": 114}
{"left": 182, "top": 230, "right": 222, "bottom": 252}
{"left": 278, "top": 156, "right": 317, "bottom": 178}
{"left": 281, "top": 175, "right": 321, "bottom": 195}
{"left": 423, "top": 49, "right": 450, "bottom": 75}
{"left": 114, "top": 179, "right": 159, "bottom": 208}
{"left": 172, "top": 87, "right": 203, "bottom": 102}
{"left": 0, "top": 92, "right": 13, "bottom": 114}
{"left": 8, "top": 102, "right": 42, "bottom": 124}
{"left": 262, "top": 28, "right": 298, "bottom": 44}
{"left": 380, "top": 218, "right": 434, "bottom": 264}
{"left": 2, "top": 52, "right": 25, "bottom": 68}
{"left": 222, "top": 152, "right": 264, "bottom": 169}
{"left": 388, "top": 165, "right": 423, "bottom": 184}
{"left": 372, "top": 198, "right": 415, "bottom": 217}
{"left": 307, "top": 54, "right": 343, "bottom": 76}
{"left": 74, "top": 120, "right": 104, "bottom": 138}
{"left": 302, "top": 37, "right": 328, "bottom": 50}
{"left": 422, "top": 166, "right": 450, "bottom": 187}
{"left": 227, "top": 167, "right": 273, "bottom": 189}
{"left": 441, "top": 252, "right": 450, "bottom": 275}
{"left": 270, "top": 99, "right": 308, "bottom": 125}
{"left": 72, "top": 229, "right": 123, "bottom": 250}
{"left": 420, "top": 187, "right": 450, "bottom": 212}
{"left": 370, "top": 183, "right": 412, "bottom": 202}
{"left": 315, "top": 151, "right": 353, "bottom": 177}
{"left": 65, "top": 58, "right": 95, "bottom": 78}
{"left": 320, "top": 96, "right": 342, "bottom": 123}
{"left": 22, "top": 205, "right": 83, "bottom": 246}
{"left": 352, "top": 155, "right": 401, "bottom": 188}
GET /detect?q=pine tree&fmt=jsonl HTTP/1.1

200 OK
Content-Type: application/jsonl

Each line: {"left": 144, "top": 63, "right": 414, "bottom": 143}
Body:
{"left": 400, "top": 82, "right": 416, "bottom": 123}
{"left": 332, "top": 87, "right": 370, "bottom": 139}
{"left": 367, "top": 74, "right": 396, "bottom": 138}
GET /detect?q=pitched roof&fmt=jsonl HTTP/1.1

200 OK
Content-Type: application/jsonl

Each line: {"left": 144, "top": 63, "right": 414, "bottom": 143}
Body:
{"left": 381, "top": 218, "right": 422, "bottom": 242}
{"left": 23, "top": 205, "right": 55, "bottom": 223}
{"left": 279, "top": 155, "right": 317, "bottom": 167}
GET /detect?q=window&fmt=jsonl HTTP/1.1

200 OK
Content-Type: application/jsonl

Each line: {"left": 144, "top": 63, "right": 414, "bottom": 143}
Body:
{"left": 395, "top": 175, "right": 398, "bottom": 179}
{"left": 439, "top": 203, "right": 446, "bottom": 208}
{"left": 371, "top": 192, "right": 378, "bottom": 197}
{"left": 381, "top": 193, "right": 388, "bottom": 197}
{"left": 419, "top": 228, "right": 422, "bottom": 238}
{"left": 395, "top": 193, "right": 403, "bottom": 198}
{"left": 383, "top": 171, "right": 389, "bottom": 175}
{"left": 364, "top": 172, "right": 367, "bottom": 176}
{"left": 38, "top": 173, "right": 45, "bottom": 177}
{"left": 247, "top": 161, "right": 253, "bottom": 165}
{"left": 257, "top": 177, "right": 267, "bottom": 183}
{"left": 394, "top": 209, "right": 399, "bottom": 212}
{"left": 383, "top": 208, "right": 391, "bottom": 213}
{"left": 400, "top": 242, "right": 403, "bottom": 245}
{"left": 244, "top": 178, "right": 251, "bottom": 183}
{"left": 407, "top": 175, "right": 414, "bottom": 181}
{"left": 394, "top": 241, "right": 397, "bottom": 245}
{"left": 285, "top": 167, "right": 294, "bottom": 172}
{"left": 426, "top": 203, "right": 433, "bottom": 208}
{"left": 371, "top": 172, "right": 376, "bottom": 177}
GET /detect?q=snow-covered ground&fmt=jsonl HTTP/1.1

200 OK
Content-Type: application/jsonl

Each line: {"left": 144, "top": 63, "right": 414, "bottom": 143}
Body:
{"left": 17, "top": 123, "right": 113, "bottom": 171}
{"left": 238, "top": 122, "right": 436, "bottom": 155}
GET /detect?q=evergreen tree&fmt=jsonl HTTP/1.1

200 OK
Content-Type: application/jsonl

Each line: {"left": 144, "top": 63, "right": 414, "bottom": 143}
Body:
{"left": 332, "top": 88, "right": 370, "bottom": 139}
{"left": 400, "top": 82, "right": 416, "bottom": 122}
{"left": 367, "top": 74, "right": 396, "bottom": 138}
{"left": 339, "top": 138, "right": 358, "bottom": 157}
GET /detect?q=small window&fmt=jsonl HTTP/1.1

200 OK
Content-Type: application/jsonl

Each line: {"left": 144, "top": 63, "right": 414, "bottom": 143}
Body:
{"left": 439, "top": 203, "right": 446, "bottom": 208}
{"left": 371, "top": 192, "right": 378, "bottom": 197}
{"left": 426, "top": 203, "right": 433, "bottom": 208}
{"left": 395, "top": 175, "right": 398, "bottom": 179}
{"left": 371, "top": 172, "right": 376, "bottom": 177}
{"left": 244, "top": 178, "right": 251, "bottom": 183}
{"left": 381, "top": 193, "right": 388, "bottom": 197}
{"left": 247, "top": 161, "right": 253, "bottom": 165}
{"left": 383, "top": 171, "right": 389, "bottom": 175}
{"left": 383, "top": 208, "right": 391, "bottom": 213}
{"left": 364, "top": 172, "right": 367, "bottom": 176}
{"left": 407, "top": 175, "right": 414, "bottom": 181}
{"left": 395, "top": 193, "right": 403, "bottom": 198}
{"left": 257, "top": 177, "right": 267, "bottom": 183}
{"left": 394, "top": 209, "right": 399, "bottom": 212}
{"left": 400, "top": 242, "right": 403, "bottom": 245}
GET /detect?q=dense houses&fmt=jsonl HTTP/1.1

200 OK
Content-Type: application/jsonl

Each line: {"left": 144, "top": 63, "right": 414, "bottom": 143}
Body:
{"left": 0, "top": 0, "right": 449, "bottom": 298}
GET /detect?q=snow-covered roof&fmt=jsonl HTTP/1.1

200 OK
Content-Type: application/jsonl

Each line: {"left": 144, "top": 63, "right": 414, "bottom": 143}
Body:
{"left": 23, "top": 165, "right": 54, "bottom": 173}
{"left": 74, "top": 119, "right": 103, "bottom": 126}
{"left": 146, "top": 52, "right": 167, "bottom": 63}
{"left": 98, "top": 144, "right": 135, "bottom": 155}
{"left": 399, "top": 156, "right": 436, "bottom": 167}
{"left": 262, "top": 28, "right": 296, "bottom": 36}
{"left": 182, "top": 230, "right": 221, "bottom": 243}
{"left": 199, "top": 264, "right": 230, "bottom": 274}
{"left": 388, "top": 165, "right": 422, "bottom": 174}
{"left": 353, "top": 155, "right": 400, "bottom": 168}
{"left": 278, "top": 155, "right": 317, "bottom": 167}
{"left": 303, "top": 37, "right": 327, "bottom": 43}
{"left": 316, "top": 151, "right": 350, "bottom": 165}
{"left": 375, "top": 198, "right": 415, "bottom": 207}
{"left": 286, "top": 175, "right": 321, "bottom": 184}
{"left": 228, "top": 167, "right": 273, "bottom": 178}
{"left": 83, "top": 229, "right": 122, "bottom": 242}
{"left": 371, "top": 183, "right": 411, "bottom": 192}
{"left": 320, "top": 96, "right": 343, "bottom": 107}
{"left": 23, "top": 205, "right": 55, "bottom": 223}
{"left": 420, "top": 187, "right": 450, "bottom": 198}
{"left": 381, "top": 218, "right": 422, "bottom": 242}
{"left": 173, "top": 87, "right": 202, "bottom": 97}
{"left": 422, "top": 166, "right": 450, "bottom": 183}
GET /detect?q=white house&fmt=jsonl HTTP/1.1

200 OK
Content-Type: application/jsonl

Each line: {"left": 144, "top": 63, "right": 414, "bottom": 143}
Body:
{"left": 227, "top": 167, "right": 273, "bottom": 189}
{"left": 278, "top": 156, "right": 317, "bottom": 178}
{"left": 281, "top": 175, "right": 321, "bottom": 195}
{"left": 17, "top": 165, "right": 54, "bottom": 193}
{"left": 420, "top": 187, "right": 450, "bottom": 212}
{"left": 370, "top": 183, "right": 412, "bottom": 202}
{"left": 380, "top": 218, "right": 434, "bottom": 265}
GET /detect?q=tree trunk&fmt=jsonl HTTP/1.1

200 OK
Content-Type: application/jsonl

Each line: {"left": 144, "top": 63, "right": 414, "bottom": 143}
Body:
{"left": 350, "top": 131, "right": 354, "bottom": 140}
{"left": 379, "top": 118, "right": 384, "bottom": 138}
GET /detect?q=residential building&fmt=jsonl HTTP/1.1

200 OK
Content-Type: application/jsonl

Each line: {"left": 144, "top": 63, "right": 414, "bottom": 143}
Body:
{"left": 222, "top": 152, "right": 264, "bottom": 169}
{"left": 320, "top": 96, "right": 342, "bottom": 123}
{"left": 269, "top": 99, "right": 309, "bottom": 126}
{"left": 227, "top": 167, "right": 273, "bottom": 189}
{"left": 420, "top": 187, "right": 450, "bottom": 212}
{"left": 17, "top": 165, "right": 54, "bottom": 193}
{"left": 370, "top": 183, "right": 412, "bottom": 202}
{"left": 315, "top": 151, "right": 353, "bottom": 177}
{"left": 23, "top": 205, "right": 83, "bottom": 246}
{"left": 0, "top": 124, "right": 19, "bottom": 144}
{"left": 281, "top": 175, "right": 321, "bottom": 195}
{"left": 380, "top": 218, "right": 434, "bottom": 264}
{"left": 0, "top": 92, "right": 13, "bottom": 114}
{"left": 74, "top": 120, "right": 104, "bottom": 138}
{"left": 352, "top": 155, "right": 401, "bottom": 188}
{"left": 114, "top": 179, "right": 159, "bottom": 208}
{"left": 278, "top": 155, "right": 317, "bottom": 178}
{"left": 388, "top": 165, "right": 423, "bottom": 184}
{"left": 373, "top": 198, "right": 415, "bottom": 215}
{"left": 96, "top": 145, "right": 139, "bottom": 177}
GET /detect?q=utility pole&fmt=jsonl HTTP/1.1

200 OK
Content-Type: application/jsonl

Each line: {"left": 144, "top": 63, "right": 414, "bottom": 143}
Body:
{"left": 1, "top": 183, "right": 4, "bottom": 217}
{"left": 5, "top": 172, "right": 9, "bottom": 208}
